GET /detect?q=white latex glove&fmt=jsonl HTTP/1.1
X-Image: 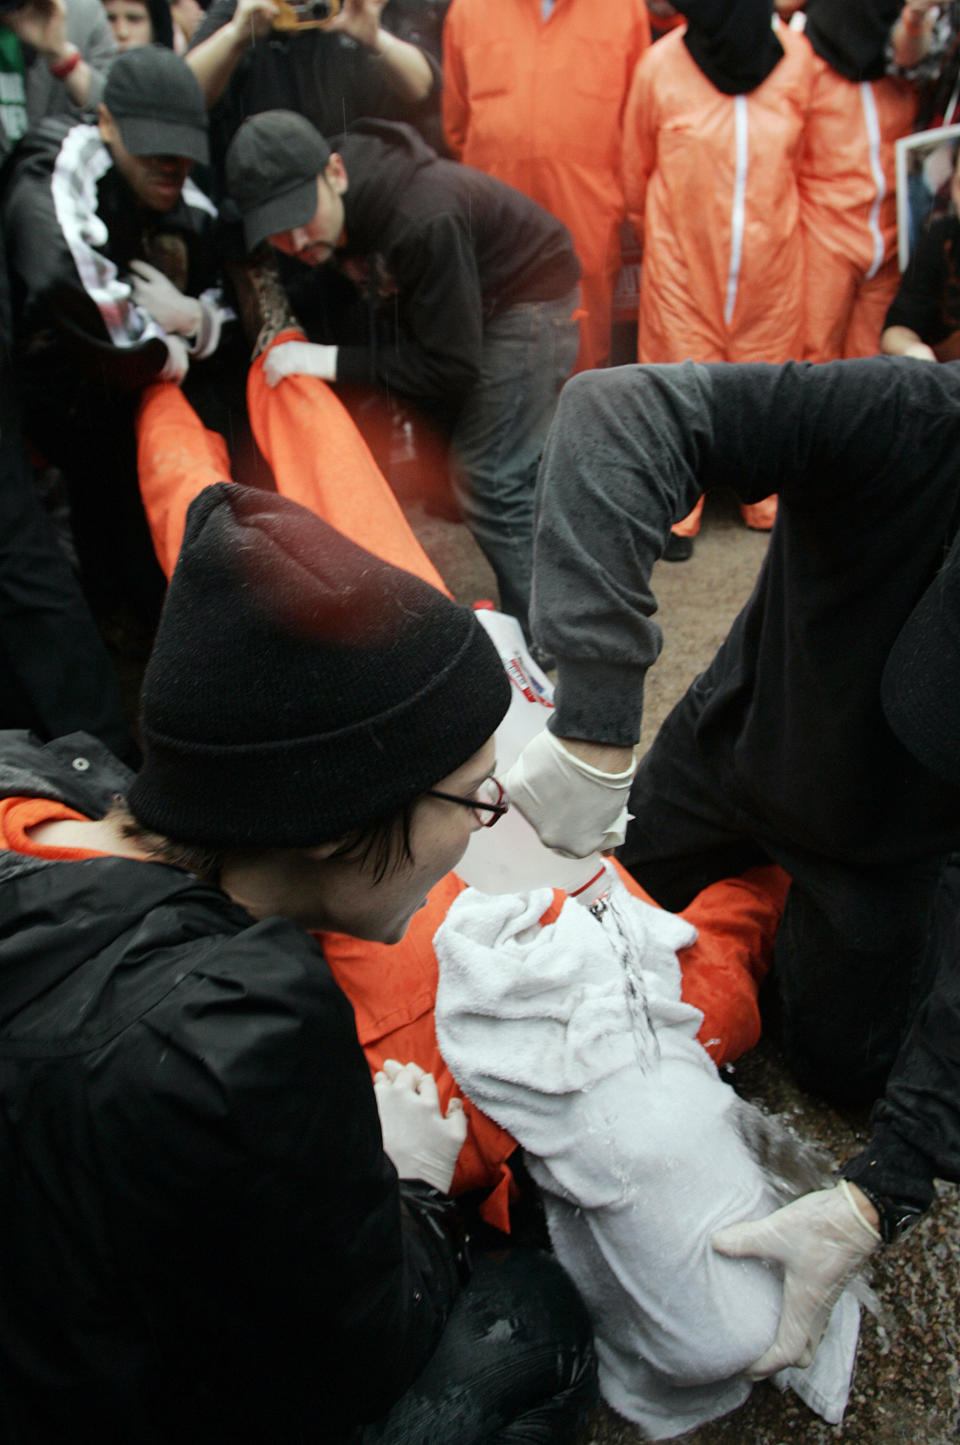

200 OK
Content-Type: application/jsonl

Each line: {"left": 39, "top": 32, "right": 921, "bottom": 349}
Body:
{"left": 712, "top": 1181, "right": 881, "bottom": 1378}
{"left": 130, "top": 261, "right": 203, "bottom": 337}
{"left": 160, "top": 334, "right": 190, "bottom": 384}
{"left": 373, "top": 1059, "right": 467, "bottom": 1194}
{"left": 262, "top": 340, "right": 338, "bottom": 387}
{"left": 503, "top": 728, "right": 637, "bottom": 858}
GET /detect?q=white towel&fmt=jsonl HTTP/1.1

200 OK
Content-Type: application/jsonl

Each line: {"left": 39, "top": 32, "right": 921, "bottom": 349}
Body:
{"left": 434, "top": 878, "right": 860, "bottom": 1439}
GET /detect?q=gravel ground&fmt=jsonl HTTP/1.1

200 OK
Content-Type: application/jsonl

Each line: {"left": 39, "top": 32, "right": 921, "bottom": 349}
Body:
{"left": 409, "top": 491, "right": 960, "bottom": 1445}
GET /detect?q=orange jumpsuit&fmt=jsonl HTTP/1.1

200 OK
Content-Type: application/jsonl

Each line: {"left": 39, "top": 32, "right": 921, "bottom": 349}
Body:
{"left": 622, "top": 21, "right": 812, "bottom": 534}
{"left": 133, "top": 339, "right": 789, "bottom": 1230}
{"left": 443, "top": 0, "right": 651, "bottom": 372}
{"left": 799, "top": 52, "right": 918, "bottom": 361}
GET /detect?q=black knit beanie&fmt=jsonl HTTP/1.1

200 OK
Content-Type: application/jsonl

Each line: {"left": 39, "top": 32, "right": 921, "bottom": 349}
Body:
{"left": 128, "top": 483, "right": 510, "bottom": 846}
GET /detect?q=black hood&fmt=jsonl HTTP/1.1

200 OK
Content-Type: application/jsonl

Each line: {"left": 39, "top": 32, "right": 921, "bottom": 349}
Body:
{"left": 673, "top": 0, "right": 783, "bottom": 95}
{"left": 333, "top": 120, "right": 439, "bottom": 253}
{"left": 804, "top": 0, "right": 904, "bottom": 82}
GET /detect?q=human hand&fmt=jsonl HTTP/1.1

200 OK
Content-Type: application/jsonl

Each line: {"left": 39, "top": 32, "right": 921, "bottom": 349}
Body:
{"left": 504, "top": 729, "right": 637, "bottom": 858}
{"left": 712, "top": 1181, "right": 881, "bottom": 1377}
{"left": 130, "top": 261, "right": 204, "bottom": 337}
{"left": 171, "top": 0, "right": 205, "bottom": 44}
{"left": 262, "top": 339, "right": 337, "bottom": 386}
{"left": 902, "top": 341, "right": 937, "bottom": 361}
{"left": 160, "top": 333, "right": 190, "bottom": 383}
{"left": 228, "top": 0, "right": 278, "bottom": 46}
{"left": 373, "top": 1059, "right": 467, "bottom": 1194}
{"left": 324, "top": 0, "right": 387, "bottom": 50}
{"left": 5, "top": 0, "right": 68, "bottom": 59}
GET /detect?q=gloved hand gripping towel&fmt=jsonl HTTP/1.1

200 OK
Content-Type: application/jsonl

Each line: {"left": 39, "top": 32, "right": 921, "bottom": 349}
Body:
{"left": 434, "top": 877, "right": 862, "bottom": 1439}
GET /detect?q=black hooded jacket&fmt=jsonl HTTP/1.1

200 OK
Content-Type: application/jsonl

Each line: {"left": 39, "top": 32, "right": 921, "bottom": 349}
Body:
{"left": 671, "top": 0, "right": 783, "bottom": 95}
{"left": 804, "top": 0, "right": 904, "bottom": 82}
{"left": 0, "top": 732, "right": 465, "bottom": 1444}
{"left": 2, "top": 117, "right": 222, "bottom": 409}
{"left": 298, "top": 120, "right": 580, "bottom": 411}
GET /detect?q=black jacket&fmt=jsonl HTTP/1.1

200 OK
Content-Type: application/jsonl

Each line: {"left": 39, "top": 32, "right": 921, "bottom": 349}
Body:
{"left": 2, "top": 118, "right": 223, "bottom": 410}
{"left": 885, "top": 213, "right": 960, "bottom": 348}
{"left": 531, "top": 356, "right": 960, "bottom": 1206}
{"left": 295, "top": 121, "right": 580, "bottom": 412}
{"left": 0, "top": 732, "right": 465, "bottom": 1444}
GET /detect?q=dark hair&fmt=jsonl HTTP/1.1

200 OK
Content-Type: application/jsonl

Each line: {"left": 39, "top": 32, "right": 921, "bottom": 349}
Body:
{"left": 108, "top": 795, "right": 418, "bottom": 888}
{"left": 325, "top": 798, "right": 417, "bottom": 884}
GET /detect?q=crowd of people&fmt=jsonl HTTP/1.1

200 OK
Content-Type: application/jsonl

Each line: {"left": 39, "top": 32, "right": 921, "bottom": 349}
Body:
{"left": 0, "top": 0, "right": 958, "bottom": 1440}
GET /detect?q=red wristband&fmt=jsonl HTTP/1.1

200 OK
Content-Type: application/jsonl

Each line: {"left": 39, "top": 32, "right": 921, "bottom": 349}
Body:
{"left": 49, "top": 47, "right": 81, "bottom": 79}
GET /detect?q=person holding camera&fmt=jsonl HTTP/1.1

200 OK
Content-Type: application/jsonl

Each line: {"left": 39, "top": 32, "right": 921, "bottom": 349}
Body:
{"left": 186, "top": 0, "right": 439, "bottom": 176}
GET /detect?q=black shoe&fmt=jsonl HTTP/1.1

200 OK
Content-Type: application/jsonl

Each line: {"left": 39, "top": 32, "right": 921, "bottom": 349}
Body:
{"left": 663, "top": 533, "right": 695, "bottom": 562}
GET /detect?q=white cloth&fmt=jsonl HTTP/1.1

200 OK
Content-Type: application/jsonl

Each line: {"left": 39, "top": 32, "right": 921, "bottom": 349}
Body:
{"left": 434, "top": 879, "right": 861, "bottom": 1439}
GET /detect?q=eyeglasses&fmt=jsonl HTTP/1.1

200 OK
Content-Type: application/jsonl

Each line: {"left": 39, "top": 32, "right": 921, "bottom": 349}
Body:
{"left": 425, "top": 775, "right": 509, "bottom": 827}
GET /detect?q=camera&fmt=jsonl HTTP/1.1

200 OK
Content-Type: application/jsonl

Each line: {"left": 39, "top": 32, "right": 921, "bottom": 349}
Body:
{"left": 272, "top": 0, "right": 340, "bottom": 31}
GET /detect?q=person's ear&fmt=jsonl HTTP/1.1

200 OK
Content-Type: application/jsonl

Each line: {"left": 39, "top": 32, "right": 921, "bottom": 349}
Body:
{"left": 325, "top": 152, "right": 348, "bottom": 195}
{"left": 301, "top": 838, "right": 349, "bottom": 862}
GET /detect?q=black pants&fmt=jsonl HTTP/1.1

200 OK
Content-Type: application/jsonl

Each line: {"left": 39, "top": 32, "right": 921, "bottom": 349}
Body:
{"left": 620, "top": 692, "right": 944, "bottom": 1106}
{"left": 362, "top": 1249, "right": 597, "bottom": 1445}
{"left": 0, "top": 384, "right": 134, "bottom": 762}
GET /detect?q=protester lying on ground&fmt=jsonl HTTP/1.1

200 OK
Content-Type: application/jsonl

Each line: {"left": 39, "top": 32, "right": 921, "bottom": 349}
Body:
{"left": 0, "top": 481, "right": 600, "bottom": 1443}
{"left": 224, "top": 107, "right": 581, "bottom": 639}
{"left": 0, "top": 0, "right": 115, "bottom": 143}
{"left": 506, "top": 355, "right": 960, "bottom": 1377}
{"left": 2, "top": 44, "right": 235, "bottom": 617}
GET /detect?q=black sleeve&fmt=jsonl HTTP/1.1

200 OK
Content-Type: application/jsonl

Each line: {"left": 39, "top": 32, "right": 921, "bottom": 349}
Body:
{"left": 100, "top": 916, "right": 465, "bottom": 1433}
{"left": 535, "top": 357, "right": 960, "bottom": 744}
{"left": 188, "top": 0, "right": 237, "bottom": 47}
{"left": 844, "top": 861, "right": 960, "bottom": 1210}
{"left": 883, "top": 218, "right": 956, "bottom": 346}
{"left": 336, "top": 213, "right": 483, "bottom": 403}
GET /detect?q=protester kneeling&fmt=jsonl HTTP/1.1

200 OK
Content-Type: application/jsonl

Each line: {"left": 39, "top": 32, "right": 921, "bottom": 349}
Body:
{"left": 0, "top": 483, "right": 596, "bottom": 1443}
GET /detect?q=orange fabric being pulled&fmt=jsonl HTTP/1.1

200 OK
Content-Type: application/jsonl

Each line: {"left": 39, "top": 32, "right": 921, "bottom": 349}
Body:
{"left": 799, "top": 58, "right": 917, "bottom": 361}
{"left": 443, "top": 0, "right": 650, "bottom": 370}
{"left": 321, "top": 858, "right": 790, "bottom": 1230}
{"left": 135, "top": 331, "right": 447, "bottom": 592}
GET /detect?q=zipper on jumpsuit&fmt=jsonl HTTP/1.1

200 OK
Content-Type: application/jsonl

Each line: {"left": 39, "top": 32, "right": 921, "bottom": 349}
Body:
{"left": 724, "top": 94, "right": 749, "bottom": 327}
{"left": 859, "top": 80, "right": 885, "bottom": 281}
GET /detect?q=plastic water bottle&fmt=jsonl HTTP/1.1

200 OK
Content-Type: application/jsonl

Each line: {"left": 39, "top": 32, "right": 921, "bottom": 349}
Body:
{"left": 457, "top": 607, "right": 613, "bottom": 908}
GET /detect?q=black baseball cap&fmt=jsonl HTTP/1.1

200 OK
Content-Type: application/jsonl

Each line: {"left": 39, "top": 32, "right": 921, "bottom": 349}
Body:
{"left": 225, "top": 110, "right": 331, "bottom": 252}
{"left": 882, "top": 528, "right": 960, "bottom": 787}
{"left": 103, "top": 46, "right": 208, "bottom": 164}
